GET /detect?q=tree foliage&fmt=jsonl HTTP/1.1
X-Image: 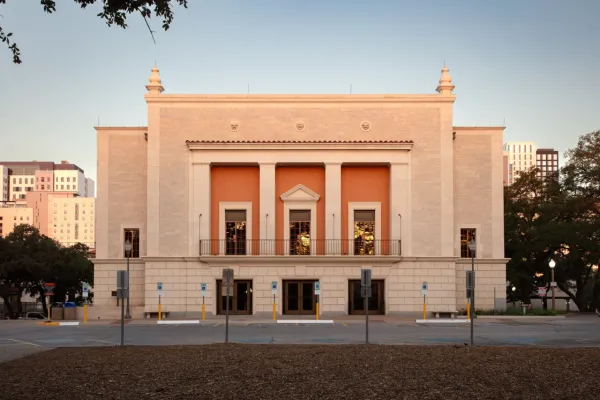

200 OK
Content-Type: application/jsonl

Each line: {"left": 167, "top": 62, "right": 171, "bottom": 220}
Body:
{"left": 0, "top": 224, "right": 93, "bottom": 318}
{"left": 505, "top": 130, "right": 600, "bottom": 311}
{"left": 0, "top": 0, "right": 188, "bottom": 64}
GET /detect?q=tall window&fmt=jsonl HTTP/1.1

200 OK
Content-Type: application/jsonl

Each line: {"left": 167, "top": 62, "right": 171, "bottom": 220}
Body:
{"left": 124, "top": 229, "right": 140, "bottom": 258}
{"left": 460, "top": 228, "right": 476, "bottom": 258}
{"left": 354, "top": 210, "right": 375, "bottom": 255}
{"left": 225, "top": 210, "right": 247, "bottom": 255}
{"left": 289, "top": 210, "right": 311, "bottom": 255}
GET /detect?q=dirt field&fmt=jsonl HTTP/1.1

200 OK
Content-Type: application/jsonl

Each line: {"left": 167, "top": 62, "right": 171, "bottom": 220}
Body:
{"left": 3, "top": 345, "right": 600, "bottom": 399}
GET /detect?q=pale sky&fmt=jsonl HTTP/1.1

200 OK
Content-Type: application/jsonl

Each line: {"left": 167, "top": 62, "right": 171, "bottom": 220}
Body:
{"left": 1, "top": 0, "right": 598, "bottom": 181}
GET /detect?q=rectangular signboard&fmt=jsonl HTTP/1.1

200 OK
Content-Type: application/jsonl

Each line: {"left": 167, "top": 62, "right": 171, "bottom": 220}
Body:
{"left": 314, "top": 281, "right": 321, "bottom": 296}
{"left": 201, "top": 282, "right": 207, "bottom": 297}
{"left": 361, "top": 287, "right": 372, "bottom": 298}
{"left": 361, "top": 269, "right": 372, "bottom": 287}
{"left": 271, "top": 281, "right": 278, "bottom": 295}
{"left": 421, "top": 281, "right": 428, "bottom": 296}
{"left": 117, "top": 270, "right": 128, "bottom": 289}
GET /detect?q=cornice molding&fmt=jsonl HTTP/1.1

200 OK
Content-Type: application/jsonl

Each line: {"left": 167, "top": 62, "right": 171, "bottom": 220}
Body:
{"left": 186, "top": 142, "right": 414, "bottom": 151}
{"left": 145, "top": 94, "right": 456, "bottom": 104}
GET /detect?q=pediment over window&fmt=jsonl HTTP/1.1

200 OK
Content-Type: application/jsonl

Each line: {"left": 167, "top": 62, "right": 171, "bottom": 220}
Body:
{"left": 280, "top": 184, "right": 321, "bottom": 202}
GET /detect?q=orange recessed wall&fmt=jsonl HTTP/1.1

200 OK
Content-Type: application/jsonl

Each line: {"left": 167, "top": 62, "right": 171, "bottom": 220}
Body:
{"left": 210, "top": 166, "right": 260, "bottom": 252}
{"left": 275, "top": 166, "right": 326, "bottom": 254}
{"left": 341, "top": 166, "right": 390, "bottom": 242}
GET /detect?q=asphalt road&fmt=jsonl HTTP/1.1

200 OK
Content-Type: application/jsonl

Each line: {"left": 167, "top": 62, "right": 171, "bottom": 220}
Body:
{"left": 1, "top": 317, "right": 599, "bottom": 363}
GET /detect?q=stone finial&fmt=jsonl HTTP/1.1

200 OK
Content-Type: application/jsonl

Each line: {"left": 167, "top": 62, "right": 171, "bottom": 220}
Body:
{"left": 436, "top": 65, "right": 455, "bottom": 95}
{"left": 146, "top": 66, "right": 164, "bottom": 95}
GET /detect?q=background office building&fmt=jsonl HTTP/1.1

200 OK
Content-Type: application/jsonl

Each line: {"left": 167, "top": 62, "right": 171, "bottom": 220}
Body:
{"left": 503, "top": 142, "right": 537, "bottom": 185}
{"left": 536, "top": 148, "right": 559, "bottom": 179}
{"left": 0, "top": 160, "right": 95, "bottom": 202}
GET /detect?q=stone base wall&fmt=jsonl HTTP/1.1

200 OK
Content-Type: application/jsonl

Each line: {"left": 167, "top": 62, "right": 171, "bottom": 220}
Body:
{"left": 92, "top": 260, "right": 145, "bottom": 308}
{"left": 455, "top": 260, "right": 507, "bottom": 311}
{"left": 92, "top": 258, "right": 507, "bottom": 317}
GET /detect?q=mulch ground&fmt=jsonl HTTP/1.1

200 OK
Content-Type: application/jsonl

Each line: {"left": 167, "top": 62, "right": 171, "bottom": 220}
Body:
{"left": 3, "top": 345, "right": 600, "bottom": 399}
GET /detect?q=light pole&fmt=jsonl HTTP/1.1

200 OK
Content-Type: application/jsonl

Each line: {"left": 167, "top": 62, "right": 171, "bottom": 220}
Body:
{"left": 469, "top": 238, "right": 476, "bottom": 346}
{"left": 469, "top": 238, "right": 476, "bottom": 314}
{"left": 549, "top": 259, "right": 556, "bottom": 311}
{"left": 125, "top": 239, "right": 132, "bottom": 319}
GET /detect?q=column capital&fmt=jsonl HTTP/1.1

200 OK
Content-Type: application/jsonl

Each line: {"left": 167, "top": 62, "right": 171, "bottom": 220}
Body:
{"left": 259, "top": 162, "right": 277, "bottom": 166}
{"left": 325, "top": 162, "right": 343, "bottom": 166}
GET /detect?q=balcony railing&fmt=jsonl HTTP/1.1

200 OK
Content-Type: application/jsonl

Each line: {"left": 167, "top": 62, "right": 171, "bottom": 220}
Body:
{"left": 198, "top": 239, "right": 402, "bottom": 256}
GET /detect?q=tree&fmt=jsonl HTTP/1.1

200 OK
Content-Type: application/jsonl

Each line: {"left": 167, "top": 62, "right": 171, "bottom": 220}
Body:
{"left": 504, "top": 168, "right": 564, "bottom": 304}
{"left": 505, "top": 130, "right": 600, "bottom": 312}
{"left": 0, "top": 224, "right": 93, "bottom": 317}
{"left": 1, "top": 0, "right": 188, "bottom": 64}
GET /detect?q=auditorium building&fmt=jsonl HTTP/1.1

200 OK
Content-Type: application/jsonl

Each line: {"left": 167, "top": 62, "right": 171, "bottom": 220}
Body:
{"left": 91, "top": 65, "right": 507, "bottom": 319}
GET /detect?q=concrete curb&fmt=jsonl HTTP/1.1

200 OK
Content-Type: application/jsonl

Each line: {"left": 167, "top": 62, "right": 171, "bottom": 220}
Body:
{"left": 37, "top": 321, "right": 80, "bottom": 326}
{"left": 277, "top": 320, "right": 334, "bottom": 324}
{"left": 477, "top": 315, "right": 566, "bottom": 319}
{"left": 415, "top": 319, "right": 470, "bottom": 324}
{"left": 157, "top": 320, "right": 200, "bottom": 325}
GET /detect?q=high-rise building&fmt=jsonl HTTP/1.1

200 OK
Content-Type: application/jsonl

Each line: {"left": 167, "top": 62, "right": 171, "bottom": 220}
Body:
{"left": 25, "top": 192, "right": 95, "bottom": 248}
{"left": 0, "top": 165, "right": 9, "bottom": 202}
{"left": 0, "top": 202, "right": 33, "bottom": 238}
{"left": 536, "top": 148, "right": 559, "bottom": 179}
{"left": 503, "top": 142, "right": 537, "bottom": 185}
{"left": 0, "top": 161, "right": 95, "bottom": 202}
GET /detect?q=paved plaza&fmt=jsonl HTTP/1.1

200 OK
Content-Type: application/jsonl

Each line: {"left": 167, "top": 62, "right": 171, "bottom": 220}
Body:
{"left": 1, "top": 315, "right": 599, "bottom": 363}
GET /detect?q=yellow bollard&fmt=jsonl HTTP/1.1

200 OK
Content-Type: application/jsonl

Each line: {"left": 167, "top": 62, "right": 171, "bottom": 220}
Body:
{"left": 201, "top": 303, "right": 206, "bottom": 321}
{"left": 272, "top": 302, "right": 277, "bottom": 320}
{"left": 423, "top": 303, "right": 427, "bottom": 320}
{"left": 316, "top": 302, "right": 319, "bottom": 320}
{"left": 158, "top": 303, "right": 162, "bottom": 321}
{"left": 83, "top": 304, "right": 88, "bottom": 323}
{"left": 467, "top": 300, "right": 471, "bottom": 320}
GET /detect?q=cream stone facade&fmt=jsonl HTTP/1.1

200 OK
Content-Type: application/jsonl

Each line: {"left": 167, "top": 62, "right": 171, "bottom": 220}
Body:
{"left": 92, "top": 66, "right": 508, "bottom": 319}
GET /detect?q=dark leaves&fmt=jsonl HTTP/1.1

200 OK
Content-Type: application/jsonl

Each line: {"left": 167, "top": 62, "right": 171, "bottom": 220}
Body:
{"left": 2, "top": 0, "right": 189, "bottom": 64}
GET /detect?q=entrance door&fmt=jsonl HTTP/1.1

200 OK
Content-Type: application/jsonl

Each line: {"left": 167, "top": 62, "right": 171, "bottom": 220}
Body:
{"left": 348, "top": 280, "right": 385, "bottom": 315}
{"left": 283, "top": 280, "right": 316, "bottom": 315}
{"left": 216, "top": 280, "right": 253, "bottom": 315}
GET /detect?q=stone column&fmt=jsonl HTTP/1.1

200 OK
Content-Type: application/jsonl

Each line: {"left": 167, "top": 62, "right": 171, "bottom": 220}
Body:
{"left": 325, "top": 163, "right": 342, "bottom": 254}
{"left": 193, "top": 163, "right": 211, "bottom": 256}
{"left": 390, "top": 163, "right": 411, "bottom": 256}
{"left": 146, "top": 105, "right": 160, "bottom": 257}
{"left": 260, "top": 163, "right": 276, "bottom": 255}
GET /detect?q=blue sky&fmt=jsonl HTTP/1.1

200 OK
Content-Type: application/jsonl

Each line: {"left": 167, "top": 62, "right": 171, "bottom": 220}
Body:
{"left": 0, "top": 0, "right": 598, "bottom": 181}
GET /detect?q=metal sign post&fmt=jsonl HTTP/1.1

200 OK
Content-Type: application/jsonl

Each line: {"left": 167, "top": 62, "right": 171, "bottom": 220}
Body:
{"left": 157, "top": 282, "right": 163, "bottom": 321}
{"left": 314, "top": 281, "right": 321, "bottom": 320}
{"left": 117, "top": 271, "right": 129, "bottom": 347}
{"left": 271, "top": 281, "right": 278, "bottom": 321}
{"left": 200, "top": 283, "right": 207, "bottom": 321}
{"left": 466, "top": 271, "right": 475, "bottom": 346}
{"left": 82, "top": 282, "right": 89, "bottom": 323}
{"left": 361, "top": 269, "right": 372, "bottom": 344}
{"left": 43, "top": 282, "right": 55, "bottom": 323}
{"left": 222, "top": 268, "right": 234, "bottom": 343}
{"left": 421, "top": 282, "right": 428, "bottom": 320}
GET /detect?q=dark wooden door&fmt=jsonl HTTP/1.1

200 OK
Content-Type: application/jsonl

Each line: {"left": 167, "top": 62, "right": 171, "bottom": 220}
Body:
{"left": 348, "top": 279, "right": 385, "bottom": 315}
{"left": 283, "top": 280, "right": 316, "bottom": 315}
{"left": 216, "top": 280, "right": 253, "bottom": 315}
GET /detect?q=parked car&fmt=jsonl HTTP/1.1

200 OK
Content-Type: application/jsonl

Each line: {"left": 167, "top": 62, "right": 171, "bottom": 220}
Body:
{"left": 19, "top": 312, "right": 47, "bottom": 320}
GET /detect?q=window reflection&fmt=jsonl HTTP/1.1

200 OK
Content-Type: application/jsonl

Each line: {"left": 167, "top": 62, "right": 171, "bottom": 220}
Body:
{"left": 354, "top": 210, "right": 375, "bottom": 255}
{"left": 290, "top": 210, "right": 311, "bottom": 255}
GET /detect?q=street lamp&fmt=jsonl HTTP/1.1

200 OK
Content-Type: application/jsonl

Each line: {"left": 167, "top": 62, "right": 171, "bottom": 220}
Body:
{"left": 549, "top": 259, "right": 556, "bottom": 311}
{"left": 468, "top": 238, "right": 476, "bottom": 346}
{"left": 124, "top": 239, "right": 132, "bottom": 319}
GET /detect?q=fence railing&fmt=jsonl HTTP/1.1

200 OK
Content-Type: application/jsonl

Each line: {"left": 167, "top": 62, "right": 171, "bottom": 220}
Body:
{"left": 198, "top": 239, "right": 402, "bottom": 256}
